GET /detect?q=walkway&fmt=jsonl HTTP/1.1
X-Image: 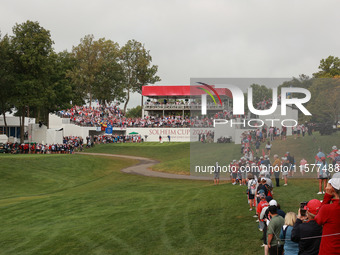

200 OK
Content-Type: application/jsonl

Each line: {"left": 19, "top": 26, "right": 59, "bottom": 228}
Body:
{"left": 78, "top": 152, "right": 230, "bottom": 181}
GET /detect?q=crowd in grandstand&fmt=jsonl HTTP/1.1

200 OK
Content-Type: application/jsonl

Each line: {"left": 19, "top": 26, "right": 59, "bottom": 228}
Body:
{"left": 58, "top": 104, "right": 194, "bottom": 128}
{"left": 57, "top": 99, "right": 318, "bottom": 130}
{"left": 213, "top": 142, "right": 340, "bottom": 255}
{"left": 57, "top": 103, "right": 240, "bottom": 128}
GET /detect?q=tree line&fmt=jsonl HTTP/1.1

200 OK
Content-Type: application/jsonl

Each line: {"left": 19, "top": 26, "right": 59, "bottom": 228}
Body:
{"left": 0, "top": 20, "right": 160, "bottom": 143}
{"left": 245, "top": 56, "right": 340, "bottom": 125}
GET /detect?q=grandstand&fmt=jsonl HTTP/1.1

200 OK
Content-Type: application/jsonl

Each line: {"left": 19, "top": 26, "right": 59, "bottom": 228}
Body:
{"left": 21, "top": 85, "right": 299, "bottom": 144}
{"left": 142, "top": 85, "right": 232, "bottom": 117}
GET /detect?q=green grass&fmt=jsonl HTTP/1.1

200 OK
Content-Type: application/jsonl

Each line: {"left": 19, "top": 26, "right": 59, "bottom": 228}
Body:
{"left": 0, "top": 152, "right": 322, "bottom": 255}
{"left": 0, "top": 133, "right": 338, "bottom": 254}
{"left": 85, "top": 142, "right": 243, "bottom": 175}
{"left": 0, "top": 154, "right": 135, "bottom": 200}
{"left": 86, "top": 142, "right": 191, "bottom": 174}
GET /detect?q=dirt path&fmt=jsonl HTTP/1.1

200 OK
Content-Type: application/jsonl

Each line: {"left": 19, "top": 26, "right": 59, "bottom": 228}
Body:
{"left": 78, "top": 152, "right": 230, "bottom": 181}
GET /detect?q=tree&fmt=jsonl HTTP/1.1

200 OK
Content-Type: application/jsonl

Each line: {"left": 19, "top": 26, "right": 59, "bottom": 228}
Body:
{"left": 40, "top": 50, "right": 78, "bottom": 126}
{"left": 278, "top": 75, "right": 313, "bottom": 91}
{"left": 92, "top": 39, "right": 125, "bottom": 105}
{"left": 69, "top": 35, "right": 124, "bottom": 106}
{"left": 313, "top": 56, "right": 340, "bottom": 78}
{"left": 0, "top": 33, "right": 15, "bottom": 136}
{"left": 248, "top": 84, "right": 273, "bottom": 106}
{"left": 306, "top": 78, "right": 340, "bottom": 124}
{"left": 120, "top": 39, "right": 160, "bottom": 114}
{"left": 244, "top": 84, "right": 273, "bottom": 115}
{"left": 126, "top": 105, "right": 142, "bottom": 118}
{"left": 11, "top": 20, "right": 54, "bottom": 143}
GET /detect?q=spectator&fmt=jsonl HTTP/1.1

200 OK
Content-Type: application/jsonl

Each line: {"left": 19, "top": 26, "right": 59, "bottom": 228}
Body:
{"left": 300, "top": 158, "right": 307, "bottom": 176}
{"left": 317, "top": 157, "right": 329, "bottom": 194}
{"left": 267, "top": 205, "right": 284, "bottom": 255}
{"left": 291, "top": 199, "right": 322, "bottom": 255}
{"left": 286, "top": 152, "right": 295, "bottom": 177}
{"left": 265, "top": 141, "right": 272, "bottom": 156}
{"left": 335, "top": 149, "right": 340, "bottom": 170}
{"left": 257, "top": 178, "right": 270, "bottom": 199}
{"left": 280, "top": 212, "right": 299, "bottom": 255}
{"left": 272, "top": 154, "right": 281, "bottom": 187}
{"left": 214, "top": 161, "right": 220, "bottom": 185}
{"left": 281, "top": 157, "right": 289, "bottom": 186}
{"left": 314, "top": 172, "right": 340, "bottom": 254}
{"left": 269, "top": 200, "right": 286, "bottom": 218}
{"left": 230, "top": 160, "right": 238, "bottom": 185}
{"left": 260, "top": 200, "right": 285, "bottom": 254}
{"left": 247, "top": 173, "right": 257, "bottom": 211}
{"left": 255, "top": 139, "right": 261, "bottom": 155}
{"left": 262, "top": 155, "right": 272, "bottom": 178}
{"left": 257, "top": 192, "right": 269, "bottom": 231}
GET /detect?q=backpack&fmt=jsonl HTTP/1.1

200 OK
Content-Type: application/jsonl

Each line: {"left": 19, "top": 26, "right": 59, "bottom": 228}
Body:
{"left": 250, "top": 180, "right": 257, "bottom": 195}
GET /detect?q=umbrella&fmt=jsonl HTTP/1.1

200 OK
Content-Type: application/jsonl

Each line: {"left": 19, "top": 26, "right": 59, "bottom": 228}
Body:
{"left": 129, "top": 132, "right": 139, "bottom": 135}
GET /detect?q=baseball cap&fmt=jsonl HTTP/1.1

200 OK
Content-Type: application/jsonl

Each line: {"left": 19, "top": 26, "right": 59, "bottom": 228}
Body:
{"left": 259, "top": 193, "right": 266, "bottom": 199}
{"left": 261, "top": 177, "right": 267, "bottom": 182}
{"left": 304, "top": 199, "right": 322, "bottom": 215}
{"left": 332, "top": 145, "right": 337, "bottom": 150}
{"left": 329, "top": 172, "right": 340, "bottom": 190}
{"left": 269, "top": 200, "right": 278, "bottom": 206}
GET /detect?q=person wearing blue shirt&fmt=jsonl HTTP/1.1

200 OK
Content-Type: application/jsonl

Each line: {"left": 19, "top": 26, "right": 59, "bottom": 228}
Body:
{"left": 280, "top": 212, "right": 299, "bottom": 255}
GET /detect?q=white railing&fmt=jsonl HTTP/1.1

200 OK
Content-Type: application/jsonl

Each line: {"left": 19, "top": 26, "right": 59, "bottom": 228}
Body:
{"left": 144, "top": 104, "right": 225, "bottom": 110}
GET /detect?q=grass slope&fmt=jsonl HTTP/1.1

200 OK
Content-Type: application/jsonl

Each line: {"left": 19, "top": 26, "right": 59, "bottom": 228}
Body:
{"left": 0, "top": 153, "right": 322, "bottom": 255}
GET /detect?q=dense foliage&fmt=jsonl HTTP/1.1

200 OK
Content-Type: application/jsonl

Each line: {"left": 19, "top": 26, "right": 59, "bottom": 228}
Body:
{"left": 0, "top": 21, "right": 160, "bottom": 142}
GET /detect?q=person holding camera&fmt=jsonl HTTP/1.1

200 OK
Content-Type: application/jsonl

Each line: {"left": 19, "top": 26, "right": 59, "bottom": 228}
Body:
{"left": 314, "top": 172, "right": 340, "bottom": 255}
{"left": 291, "top": 199, "right": 322, "bottom": 255}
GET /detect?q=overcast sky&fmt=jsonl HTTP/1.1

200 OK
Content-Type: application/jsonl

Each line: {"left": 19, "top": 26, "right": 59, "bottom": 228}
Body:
{"left": 1, "top": 0, "right": 340, "bottom": 108}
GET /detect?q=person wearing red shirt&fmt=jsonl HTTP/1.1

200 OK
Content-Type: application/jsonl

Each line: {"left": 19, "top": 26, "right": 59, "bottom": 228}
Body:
{"left": 257, "top": 193, "right": 269, "bottom": 231}
{"left": 315, "top": 172, "right": 340, "bottom": 255}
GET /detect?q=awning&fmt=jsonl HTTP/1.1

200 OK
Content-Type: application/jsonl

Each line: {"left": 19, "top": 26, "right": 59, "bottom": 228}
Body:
{"left": 142, "top": 85, "right": 232, "bottom": 98}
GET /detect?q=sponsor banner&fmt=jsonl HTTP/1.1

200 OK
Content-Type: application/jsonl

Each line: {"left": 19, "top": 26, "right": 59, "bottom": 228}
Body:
{"left": 123, "top": 128, "right": 214, "bottom": 142}
{"left": 105, "top": 125, "right": 112, "bottom": 134}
